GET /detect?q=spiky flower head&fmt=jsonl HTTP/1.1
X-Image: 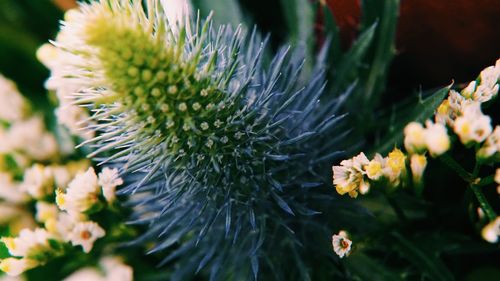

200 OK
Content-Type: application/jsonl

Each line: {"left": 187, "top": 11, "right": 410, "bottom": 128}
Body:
{"left": 48, "top": 0, "right": 350, "bottom": 279}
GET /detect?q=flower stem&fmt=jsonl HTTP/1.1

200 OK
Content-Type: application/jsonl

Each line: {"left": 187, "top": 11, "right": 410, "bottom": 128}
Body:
{"left": 470, "top": 162, "right": 496, "bottom": 221}
{"left": 440, "top": 154, "right": 496, "bottom": 221}
{"left": 439, "top": 153, "right": 473, "bottom": 182}
{"left": 471, "top": 184, "right": 497, "bottom": 221}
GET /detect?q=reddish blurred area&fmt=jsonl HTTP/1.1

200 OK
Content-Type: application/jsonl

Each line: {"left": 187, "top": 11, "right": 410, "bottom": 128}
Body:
{"left": 53, "top": 0, "right": 77, "bottom": 11}
{"left": 326, "top": 0, "right": 500, "bottom": 91}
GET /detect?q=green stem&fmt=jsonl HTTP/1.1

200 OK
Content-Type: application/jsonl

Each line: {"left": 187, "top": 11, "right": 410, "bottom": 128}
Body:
{"left": 471, "top": 184, "right": 496, "bottom": 221}
{"left": 439, "top": 153, "right": 473, "bottom": 182}
{"left": 440, "top": 155, "right": 496, "bottom": 221}
{"left": 476, "top": 175, "right": 495, "bottom": 187}
{"left": 470, "top": 162, "right": 496, "bottom": 221}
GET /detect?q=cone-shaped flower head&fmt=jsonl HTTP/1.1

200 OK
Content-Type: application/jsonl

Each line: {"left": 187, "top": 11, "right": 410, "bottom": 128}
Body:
{"left": 49, "top": 1, "right": 350, "bottom": 279}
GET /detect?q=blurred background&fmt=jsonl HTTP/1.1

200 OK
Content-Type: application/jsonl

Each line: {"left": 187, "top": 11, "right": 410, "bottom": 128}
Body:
{"left": 1, "top": 0, "right": 499, "bottom": 102}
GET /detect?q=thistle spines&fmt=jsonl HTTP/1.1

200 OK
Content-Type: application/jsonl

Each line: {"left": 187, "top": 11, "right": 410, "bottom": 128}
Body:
{"left": 50, "top": 1, "right": 350, "bottom": 279}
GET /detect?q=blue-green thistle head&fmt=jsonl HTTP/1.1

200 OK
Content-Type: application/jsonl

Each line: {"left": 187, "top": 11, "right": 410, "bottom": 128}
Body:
{"left": 49, "top": 0, "right": 351, "bottom": 279}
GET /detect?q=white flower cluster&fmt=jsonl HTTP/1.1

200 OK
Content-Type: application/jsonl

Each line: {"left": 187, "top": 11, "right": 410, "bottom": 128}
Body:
{"left": 333, "top": 60, "right": 500, "bottom": 248}
{"left": 433, "top": 59, "right": 499, "bottom": 160}
{"left": 404, "top": 121, "right": 450, "bottom": 157}
{"left": 332, "top": 148, "right": 408, "bottom": 197}
{"left": 50, "top": 167, "right": 122, "bottom": 253}
{"left": 0, "top": 75, "right": 58, "bottom": 162}
{"left": 0, "top": 162, "right": 123, "bottom": 276}
{"left": 0, "top": 75, "right": 29, "bottom": 122}
{"left": 56, "top": 167, "right": 122, "bottom": 216}
{"left": 0, "top": 228, "right": 55, "bottom": 276}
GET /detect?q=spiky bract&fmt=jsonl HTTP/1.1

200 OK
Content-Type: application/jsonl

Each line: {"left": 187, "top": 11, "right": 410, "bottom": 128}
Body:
{"left": 50, "top": 0, "right": 350, "bottom": 279}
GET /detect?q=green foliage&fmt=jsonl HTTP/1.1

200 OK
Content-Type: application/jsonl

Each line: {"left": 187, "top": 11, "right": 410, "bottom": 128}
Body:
{"left": 370, "top": 86, "right": 450, "bottom": 155}
{"left": 191, "top": 0, "right": 244, "bottom": 27}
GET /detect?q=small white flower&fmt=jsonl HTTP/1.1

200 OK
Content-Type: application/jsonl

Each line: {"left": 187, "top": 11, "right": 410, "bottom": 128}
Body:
{"left": 404, "top": 122, "right": 426, "bottom": 154}
{"left": 69, "top": 221, "right": 105, "bottom": 253}
{"left": 0, "top": 75, "right": 29, "bottom": 122}
{"left": 332, "top": 152, "right": 369, "bottom": 197}
{"left": 364, "top": 154, "right": 385, "bottom": 181}
{"left": 98, "top": 168, "right": 123, "bottom": 203}
{"left": 21, "top": 164, "right": 54, "bottom": 199}
{"left": 473, "top": 84, "right": 499, "bottom": 103}
{"left": 6, "top": 117, "right": 58, "bottom": 161}
{"left": 332, "top": 231, "right": 352, "bottom": 258}
{"left": 0, "top": 258, "right": 37, "bottom": 277}
{"left": 477, "top": 126, "right": 500, "bottom": 160}
{"left": 1, "top": 228, "right": 52, "bottom": 258}
{"left": 101, "top": 257, "right": 133, "bottom": 281}
{"left": 206, "top": 139, "right": 214, "bottom": 148}
{"left": 0, "top": 172, "right": 28, "bottom": 203}
{"left": 58, "top": 168, "right": 101, "bottom": 215}
{"left": 460, "top": 81, "right": 476, "bottom": 99}
{"left": 454, "top": 103, "right": 492, "bottom": 144}
{"left": 383, "top": 148, "right": 407, "bottom": 186}
{"left": 410, "top": 154, "right": 427, "bottom": 185}
{"left": 62, "top": 268, "right": 104, "bottom": 281}
{"left": 46, "top": 212, "right": 85, "bottom": 241}
{"left": 481, "top": 216, "right": 500, "bottom": 243}
{"left": 479, "top": 64, "right": 500, "bottom": 89}
{"left": 424, "top": 120, "right": 450, "bottom": 157}
{"left": 35, "top": 202, "right": 58, "bottom": 223}
{"left": 178, "top": 102, "right": 187, "bottom": 111}
{"left": 0, "top": 204, "right": 20, "bottom": 224}
{"left": 192, "top": 102, "right": 201, "bottom": 111}
{"left": 435, "top": 90, "right": 472, "bottom": 127}
{"left": 200, "top": 122, "right": 209, "bottom": 130}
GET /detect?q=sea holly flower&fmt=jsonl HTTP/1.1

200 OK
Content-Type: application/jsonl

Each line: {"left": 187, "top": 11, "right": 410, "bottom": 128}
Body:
{"left": 46, "top": 0, "right": 351, "bottom": 279}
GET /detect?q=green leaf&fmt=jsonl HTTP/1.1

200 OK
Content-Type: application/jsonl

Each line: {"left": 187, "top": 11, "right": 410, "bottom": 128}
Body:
{"left": 360, "top": 0, "right": 400, "bottom": 106}
{"left": 321, "top": 4, "right": 342, "bottom": 77}
{"left": 392, "top": 232, "right": 456, "bottom": 281}
{"left": 329, "top": 22, "right": 377, "bottom": 96}
{"left": 370, "top": 86, "right": 450, "bottom": 155}
{"left": 345, "top": 252, "right": 404, "bottom": 281}
{"left": 191, "top": 0, "right": 244, "bottom": 27}
{"left": 279, "top": 0, "right": 316, "bottom": 71}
